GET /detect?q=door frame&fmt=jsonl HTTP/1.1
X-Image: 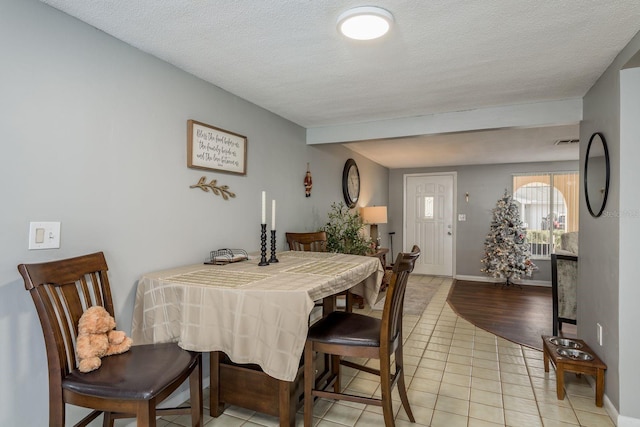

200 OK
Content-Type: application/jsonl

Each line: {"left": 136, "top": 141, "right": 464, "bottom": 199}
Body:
{"left": 403, "top": 172, "right": 457, "bottom": 277}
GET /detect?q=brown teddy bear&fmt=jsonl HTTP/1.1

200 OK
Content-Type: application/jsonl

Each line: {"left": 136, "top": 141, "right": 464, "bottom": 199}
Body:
{"left": 76, "top": 306, "right": 133, "bottom": 373}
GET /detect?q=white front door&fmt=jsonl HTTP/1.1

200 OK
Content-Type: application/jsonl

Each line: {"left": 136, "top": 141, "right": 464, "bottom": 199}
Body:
{"left": 404, "top": 173, "right": 455, "bottom": 276}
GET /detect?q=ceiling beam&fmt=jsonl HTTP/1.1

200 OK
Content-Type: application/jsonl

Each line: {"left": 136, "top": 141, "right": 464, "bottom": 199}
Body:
{"left": 306, "top": 98, "right": 582, "bottom": 145}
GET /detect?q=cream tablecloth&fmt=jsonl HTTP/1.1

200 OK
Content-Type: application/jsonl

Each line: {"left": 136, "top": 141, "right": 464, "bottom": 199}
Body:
{"left": 131, "top": 251, "right": 383, "bottom": 381}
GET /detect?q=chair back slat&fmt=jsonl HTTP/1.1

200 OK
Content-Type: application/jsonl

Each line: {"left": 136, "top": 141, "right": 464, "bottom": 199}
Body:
{"left": 381, "top": 245, "right": 420, "bottom": 347}
{"left": 90, "top": 272, "right": 104, "bottom": 307}
{"left": 18, "top": 252, "right": 113, "bottom": 378}
{"left": 50, "top": 283, "right": 84, "bottom": 372}
{"left": 286, "top": 231, "right": 328, "bottom": 252}
{"left": 78, "top": 275, "right": 93, "bottom": 309}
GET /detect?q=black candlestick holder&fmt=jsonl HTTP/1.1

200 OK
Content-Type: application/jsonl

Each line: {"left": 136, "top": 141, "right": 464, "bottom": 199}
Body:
{"left": 269, "top": 230, "right": 279, "bottom": 263}
{"left": 259, "top": 223, "right": 269, "bottom": 266}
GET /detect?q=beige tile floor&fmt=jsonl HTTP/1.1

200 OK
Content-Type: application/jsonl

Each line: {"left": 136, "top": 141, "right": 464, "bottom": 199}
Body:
{"left": 159, "top": 277, "right": 615, "bottom": 427}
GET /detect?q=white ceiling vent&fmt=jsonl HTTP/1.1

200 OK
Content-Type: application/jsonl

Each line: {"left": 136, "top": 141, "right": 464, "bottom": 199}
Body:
{"left": 554, "top": 139, "right": 579, "bottom": 145}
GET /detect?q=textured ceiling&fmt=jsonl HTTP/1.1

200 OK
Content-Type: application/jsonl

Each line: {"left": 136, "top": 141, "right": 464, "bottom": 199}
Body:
{"left": 39, "top": 0, "right": 640, "bottom": 167}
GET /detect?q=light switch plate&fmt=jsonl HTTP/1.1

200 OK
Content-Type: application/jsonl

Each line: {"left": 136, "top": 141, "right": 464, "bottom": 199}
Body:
{"left": 35, "top": 228, "right": 45, "bottom": 243}
{"left": 458, "top": 214, "right": 466, "bottom": 221}
{"left": 28, "top": 221, "right": 61, "bottom": 250}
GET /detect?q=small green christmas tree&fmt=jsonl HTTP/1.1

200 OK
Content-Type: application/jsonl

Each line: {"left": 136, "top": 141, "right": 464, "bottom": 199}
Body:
{"left": 481, "top": 190, "right": 536, "bottom": 286}
{"left": 321, "top": 202, "right": 373, "bottom": 255}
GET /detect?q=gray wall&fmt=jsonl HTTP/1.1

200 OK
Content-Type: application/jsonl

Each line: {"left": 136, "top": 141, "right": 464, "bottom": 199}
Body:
{"left": 581, "top": 27, "right": 640, "bottom": 422}
{"left": 389, "top": 161, "right": 579, "bottom": 283}
{"left": 581, "top": 48, "right": 622, "bottom": 414}
{"left": 0, "top": 0, "right": 388, "bottom": 425}
{"left": 619, "top": 65, "right": 640, "bottom": 426}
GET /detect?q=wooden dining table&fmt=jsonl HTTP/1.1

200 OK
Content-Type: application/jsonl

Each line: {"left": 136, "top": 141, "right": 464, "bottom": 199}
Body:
{"left": 131, "top": 250, "right": 384, "bottom": 425}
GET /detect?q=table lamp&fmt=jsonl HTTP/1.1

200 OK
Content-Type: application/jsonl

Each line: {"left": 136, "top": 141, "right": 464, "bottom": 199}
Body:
{"left": 360, "top": 206, "right": 388, "bottom": 249}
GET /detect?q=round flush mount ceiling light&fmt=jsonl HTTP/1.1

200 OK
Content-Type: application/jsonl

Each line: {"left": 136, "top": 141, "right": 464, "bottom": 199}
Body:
{"left": 337, "top": 6, "right": 394, "bottom": 40}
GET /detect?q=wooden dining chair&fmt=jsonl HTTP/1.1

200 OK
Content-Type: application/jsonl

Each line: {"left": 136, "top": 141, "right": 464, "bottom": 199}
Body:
{"left": 303, "top": 245, "right": 421, "bottom": 427}
{"left": 285, "top": 231, "right": 328, "bottom": 252}
{"left": 17, "top": 252, "right": 203, "bottom": 427}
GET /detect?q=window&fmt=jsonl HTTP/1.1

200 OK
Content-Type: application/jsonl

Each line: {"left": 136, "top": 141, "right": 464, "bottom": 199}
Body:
{"left": 424, "top": 197, "right": 434, "bottom": 219}
{"left": 513, "top": 172, "right": 579, "bottom": 258}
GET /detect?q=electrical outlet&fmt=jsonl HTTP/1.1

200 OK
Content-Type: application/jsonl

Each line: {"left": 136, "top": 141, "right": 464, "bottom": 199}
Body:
{"left": 597, "top": 323, "right": 603, "bottom": 346}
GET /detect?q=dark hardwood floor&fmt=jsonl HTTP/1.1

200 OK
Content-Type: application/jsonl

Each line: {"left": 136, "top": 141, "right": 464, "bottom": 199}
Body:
{"left": 447, "top": 280, "right": 576, "bottom": 351}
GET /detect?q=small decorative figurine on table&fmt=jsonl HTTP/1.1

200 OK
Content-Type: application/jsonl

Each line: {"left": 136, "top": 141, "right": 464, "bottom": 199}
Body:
{"left": 304, "top": 163, "right": 312, "bottom": 197}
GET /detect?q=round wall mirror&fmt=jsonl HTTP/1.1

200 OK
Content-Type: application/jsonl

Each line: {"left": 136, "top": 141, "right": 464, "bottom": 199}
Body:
{"left": 584, "top": 132, "right": 610, "bottom": 217}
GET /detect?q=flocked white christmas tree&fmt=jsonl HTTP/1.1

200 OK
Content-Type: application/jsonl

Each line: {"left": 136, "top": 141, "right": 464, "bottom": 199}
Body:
{"left": 481, "top": 190, "right": 537, "bottom": 286}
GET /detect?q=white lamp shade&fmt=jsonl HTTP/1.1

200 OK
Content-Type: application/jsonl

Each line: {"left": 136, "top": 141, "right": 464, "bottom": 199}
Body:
{"left": 360, "top": 206, "right": 388, "bottom": 224}
{"left": 337, "top": 6, "right": 393, "bottom": 40}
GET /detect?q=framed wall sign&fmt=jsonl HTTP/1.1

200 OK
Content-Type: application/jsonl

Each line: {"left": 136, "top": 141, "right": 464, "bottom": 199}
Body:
{"left": 187, "top": 120, "right": 247, "bottom": 175}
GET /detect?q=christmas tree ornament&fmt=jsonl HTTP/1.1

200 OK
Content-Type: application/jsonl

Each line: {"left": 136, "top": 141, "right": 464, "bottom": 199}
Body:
{"left": 304, "top": 163, "right": 313, "bottom": 197}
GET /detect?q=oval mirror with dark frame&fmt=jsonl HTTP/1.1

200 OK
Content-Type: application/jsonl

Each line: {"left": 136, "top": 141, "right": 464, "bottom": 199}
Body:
{"left": 584, "top": 132, "right": 610, "bottom": 218}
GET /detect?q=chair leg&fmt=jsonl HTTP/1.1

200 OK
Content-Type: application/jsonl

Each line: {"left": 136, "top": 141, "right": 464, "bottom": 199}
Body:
{"left": 136, "top": 401, "right": 156, "bottom": 427}
{"left": 50, "top": 391, "right": 65, "bottom": 427}
{"left": 331, "top": 354, "right": 341, "bottom": 392}
{"left": 304, "top": 341, "right": 314, "bottom": 427}
{"left": 189, "top": 353, "right": 203, "bottom": 426}
{"left": 102, "top": 412, "right": 114, "bottom": 427}
{"left": 379, "top": 355, "right": 395, "bottom": 427}
{"left": 395, "top": 347, "right": 415, "bottom": 422}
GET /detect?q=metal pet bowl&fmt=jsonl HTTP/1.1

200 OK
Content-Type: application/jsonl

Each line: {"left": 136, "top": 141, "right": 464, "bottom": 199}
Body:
{"left": 556, "top": 348, "right": 594, "bottom": 361}
{"left": 548, "top": 337, "right": 583, "bottom": 349}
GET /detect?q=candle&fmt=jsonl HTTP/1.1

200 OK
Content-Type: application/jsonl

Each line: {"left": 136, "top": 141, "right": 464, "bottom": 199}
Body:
{"left": 261, "top": 191, "right": 266, "bottom": 224}
{"left": 271, "top": 200, "right": 276, "bottom": 230}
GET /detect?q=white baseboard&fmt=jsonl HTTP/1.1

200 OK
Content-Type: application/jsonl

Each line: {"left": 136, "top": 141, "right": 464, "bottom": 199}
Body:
{"left": 619, "top": 414, "right": 640, "bottom": 427}
{"left": 454, "top": 274, "right": 496, "bottom": 283}
{"left": 583, "top": 375, "right": 630, "bottom": 427}
{"left": 591, "top": 377, "right": 620, "bottom": 426}
{"left": 454, "top": 274, "right": 551, "bottom": 287}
